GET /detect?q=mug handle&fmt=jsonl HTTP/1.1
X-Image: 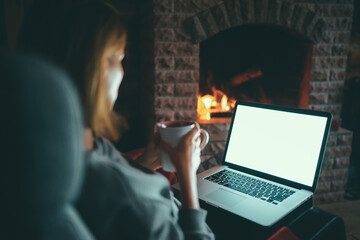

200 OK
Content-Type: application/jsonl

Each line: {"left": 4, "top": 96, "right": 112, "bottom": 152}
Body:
{"left": 199, "top": 129, "right": 209, "bottom": 150}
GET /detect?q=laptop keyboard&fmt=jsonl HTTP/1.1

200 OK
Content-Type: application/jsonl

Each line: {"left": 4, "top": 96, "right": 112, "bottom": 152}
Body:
{"left": 204, "top": 169, "right": 296, "bottom": 205}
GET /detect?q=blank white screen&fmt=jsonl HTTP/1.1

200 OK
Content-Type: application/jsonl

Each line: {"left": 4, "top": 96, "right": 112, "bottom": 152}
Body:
{"left": 225, "top": 105, "right": 328, "bottom": 187}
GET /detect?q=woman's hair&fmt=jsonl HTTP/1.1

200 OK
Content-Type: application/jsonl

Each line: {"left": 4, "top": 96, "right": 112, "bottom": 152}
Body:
{"left": 51, "top": 1, "right": 127, "bottom": 141}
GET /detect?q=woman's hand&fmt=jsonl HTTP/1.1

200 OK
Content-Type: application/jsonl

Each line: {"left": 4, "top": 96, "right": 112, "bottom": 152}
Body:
{"left": 136, "top": 141, "right": 162, "bottom": 171}
{"left": 156, "top": 122, "right": 203, "bottom": 209}
{"left": 156, "top": 122, "right": 202, "bottom": 175}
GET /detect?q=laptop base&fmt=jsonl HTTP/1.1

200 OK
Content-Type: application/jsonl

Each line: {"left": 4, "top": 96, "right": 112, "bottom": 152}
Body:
{"left": 201, "top": 196, "right": 313, "bottom": 240}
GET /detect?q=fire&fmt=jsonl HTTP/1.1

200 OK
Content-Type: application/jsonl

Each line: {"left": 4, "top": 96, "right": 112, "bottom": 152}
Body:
{"left": 198, "top": 87, "right": 236, "bottom": 120}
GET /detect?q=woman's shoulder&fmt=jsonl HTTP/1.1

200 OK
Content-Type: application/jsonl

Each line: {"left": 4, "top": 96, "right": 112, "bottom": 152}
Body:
{"left": 83, "top": 136, "right": 171, "bottom": 201}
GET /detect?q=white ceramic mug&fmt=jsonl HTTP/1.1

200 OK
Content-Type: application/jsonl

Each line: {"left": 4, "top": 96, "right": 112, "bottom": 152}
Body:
{"left": 157, "top": 120, "right": 209, "bottom": 172}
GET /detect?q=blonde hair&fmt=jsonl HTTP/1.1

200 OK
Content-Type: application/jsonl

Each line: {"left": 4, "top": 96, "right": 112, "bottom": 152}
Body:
{"left": 51, "top": 1, "right": 127, "bottom": 141}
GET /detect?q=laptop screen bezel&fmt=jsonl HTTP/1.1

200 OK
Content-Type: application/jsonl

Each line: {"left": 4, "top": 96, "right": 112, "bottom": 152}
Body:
{"left": 222, "top": 101, "right": 332, "bottom": 192}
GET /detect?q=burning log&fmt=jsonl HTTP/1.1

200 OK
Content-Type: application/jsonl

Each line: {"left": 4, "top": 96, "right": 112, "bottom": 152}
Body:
{"left": 230, "top": 68, "right": 263, "bottom": 86}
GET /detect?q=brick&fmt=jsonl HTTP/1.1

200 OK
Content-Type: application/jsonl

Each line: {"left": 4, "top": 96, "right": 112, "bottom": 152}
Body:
{"left": 153, "top": 0, "right": 174, "bottom": 13}
{"left": 311, "top": 69, "right": 330, "bottom": 81}
{"left": 155, "top": 84, "right": 174, "bottom": 96}
{"left": 333, "top": 57, "right": 348, "bottom": 68}
{"left": 316, "top": 181, "right": 331, "bottom": 193}
{"left": 200, "top": 122, "right": 231, "bottom": 133}
{"left": 174, "top": 97, "right": 197, "bottom": 110}
{"left": 327, "top": 134, "right": 338, "bottom": 147}
{"left": 174, "top": 110, "right": 197, "bottom": 120}
{"left": 295, "top": 3, "right": 316, "bottom": 12}
{"left": 266, "top": 0, "right": 281, "bottom": 25}
{"left": 323, "top": 17, "right": 352, "bottom": 31}
{"left": 332, "top": 44, "right": 349, "bottom": 56}
{"left": 200, "top": 154, "right": 214, "bottom": 163}
{"left": 197, "top": 9, "right": 219, "bottom": 38}
{"left": 314, "top": 4, "right": 353, "bottom": 17}
{"left": 310, "top": 82, "right": 344, "bottom": 93}
{"left": 154, "top": 13, "right": 193, "bottom": 28}
{"left": 155, "top": 110, "right": 174, "bottom": 122}
{"left": 333, "top": 31, "right": 351, "bottom": 43}
{"left": 199, "top": 156, "right": 220, "bottom": 172}
{"left": 154, "top": 14, "right": 172, "bottom": 28}
{"left": 331, "top": 180, "right": 347, "bottom": 191}
{"left": 321, "top": 30, "right": 336, "bottom": 43}
{"left": 155, "top": 57, "right": 175, "bottom": 70}
{"left": 154, "top": 29, "right": 175, "bottom": 41}
{"left": 176, "top": 71, "right": 200, "bottom": 83}
{"left": 203, "top": 141, "right": 226, "bottom": 154}
{"left": 210, "top": 133, "right": 229, "bottom": 141}
{"left": 280, "top": 1, "right": 295, "bottom": 27}
{"left": 155, "top": 71, "right": 176, "bottom": 84}
{"left": 325, "top": 145, "right": 352, "bottom": 158}
{"left": 154, "top": 97, "right": 176, "bottom": 109}
{"left": 330, "top": 69, "right": 347, "bottom": 81}
{"left": 328, "top": 92, "right": 343, "bottom": 104}
{"left": 312, "top": 56, "right": 347, "bottom": 69}
{"left": 313, "top": 44, "right": 332, "bottom": 56}
{"left": 307, "top": 0, "right": 337, "bottom": 3}
{"left": 312, "top": 57, "right": 330, "bottom": 69}
{"left": 174, "top": 0, "right": 220, "bottom": 13}
{"left": 319, "top": 168, "right": 348, "bottom": 181}
{"left": 175, "top": 83, "right": 198, "bottom": 96}
{"left": 154, "top": 42, "right": 199, "bottom": 56}
{"left": 211, "top": 3, "right": 231, "bottom": 32}
{"left": 224, "top": 0, "right": 244, "bottom": 26}
{"left": 322, "top": 157, "right": 335, "bottom": 170}
{"left": 313, "top": 191, "right": 344, "bottom": 204}
{"left": 175, "top": 56, "right": 199, "bottom": 70}
{"left": 254, "top": 0, "right": 268, "bottom": 22}
{"left": 309, "top": 93, "right": 328, "bottom": 104}
{"left": 299, "top": 6, "right": 317, "bottom": 38}
{"left": 240, "top": 0, "right": 255, "bottom": 23}
{"left": 155, "top": 71, "right": 199, "bottom": 84}
{"left": 291, "top": 5, "right": 310, "bottom": 33}
{"left": 183, "top": 16, "right": 207, "bottom": 43}
{"left": 174, "top": 28, "right": 193, "bottom": 42}
{"left": 337, "top": 133, "right": 353, "bottom": 146}
{"left": 311, "top": 19, "right": 329, "bottom": 43}
{"left": 334, "top": 157, "right": 350, "bottom": 169}
{"left": 326, "top": 81, "right": 344, "bottom": 91}
{"left": 338, "top": 0, "right": 354, "bottom": 3}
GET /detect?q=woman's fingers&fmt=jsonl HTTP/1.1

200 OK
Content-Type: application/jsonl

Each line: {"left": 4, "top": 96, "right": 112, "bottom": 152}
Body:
{"left": 182, "top": 122, "right": 200, "bottom": 144}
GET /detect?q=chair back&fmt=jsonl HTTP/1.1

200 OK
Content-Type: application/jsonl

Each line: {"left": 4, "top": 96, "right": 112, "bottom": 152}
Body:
{"left": 0, "top": 50, "right": 94, "bottom": 240}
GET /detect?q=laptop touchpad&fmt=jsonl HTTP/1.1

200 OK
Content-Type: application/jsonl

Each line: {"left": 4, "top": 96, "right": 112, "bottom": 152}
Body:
{"left": 205, "top": 188, "right": 246, "bottom": 207}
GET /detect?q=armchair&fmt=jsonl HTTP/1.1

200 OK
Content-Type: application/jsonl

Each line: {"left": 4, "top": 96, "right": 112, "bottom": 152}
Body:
{"left": 0, "top": 50, "right": 94, "bottom": 240}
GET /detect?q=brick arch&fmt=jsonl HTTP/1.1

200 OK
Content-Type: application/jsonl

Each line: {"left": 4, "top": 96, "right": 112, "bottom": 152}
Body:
{"left": 184, "top": 0, "right": 328, "bottom": 44}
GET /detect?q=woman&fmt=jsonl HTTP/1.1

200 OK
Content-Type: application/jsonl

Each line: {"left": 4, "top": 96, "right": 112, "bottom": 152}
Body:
{"left": 49, "top": 1, "right": 214, "bottom": 240}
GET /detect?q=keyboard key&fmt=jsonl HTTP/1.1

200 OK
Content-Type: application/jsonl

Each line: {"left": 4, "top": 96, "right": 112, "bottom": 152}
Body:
{"left": 205, "top": 169, "right": 295, "bottom": 203}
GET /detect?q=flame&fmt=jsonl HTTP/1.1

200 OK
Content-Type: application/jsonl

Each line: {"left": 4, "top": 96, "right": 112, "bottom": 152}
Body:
{"left": 202, "top": 95, "right": 214, "bottom": 109}
{"left": 198, "top": 88, "right": 236, "bottom": 120}
{"left": 221, "top": 95, "right": 229, "bottom": 111}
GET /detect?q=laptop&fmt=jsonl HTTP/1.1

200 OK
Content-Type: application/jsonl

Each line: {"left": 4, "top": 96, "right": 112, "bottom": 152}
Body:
{"left": 173, "top": 101, "right": 332, "bottom": 227}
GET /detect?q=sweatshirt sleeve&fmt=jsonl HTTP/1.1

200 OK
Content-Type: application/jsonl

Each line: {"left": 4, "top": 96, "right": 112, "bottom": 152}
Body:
{"left": 103, "top": 198, "right": 215, "bottom": 240}
{"left": 179, "top": 208, "right": 215, "bottom": 240}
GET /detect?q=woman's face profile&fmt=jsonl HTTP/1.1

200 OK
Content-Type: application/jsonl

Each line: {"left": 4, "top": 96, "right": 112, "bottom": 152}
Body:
{"left": 105, "top": 50, "right": 125, "bottom": 108}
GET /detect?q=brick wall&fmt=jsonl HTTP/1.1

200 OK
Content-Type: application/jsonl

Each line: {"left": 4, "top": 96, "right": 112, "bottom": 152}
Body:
{"left": 152, "top": 0, "right": 354, "bottom": 204}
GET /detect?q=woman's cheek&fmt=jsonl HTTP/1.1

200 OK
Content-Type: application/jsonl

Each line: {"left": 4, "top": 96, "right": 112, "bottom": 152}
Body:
{"left": 107, "top": 68, "right": 123, "bottom": 104}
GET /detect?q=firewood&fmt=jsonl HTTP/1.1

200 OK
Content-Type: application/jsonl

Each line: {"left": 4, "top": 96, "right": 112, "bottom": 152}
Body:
{"left": 230, "top": 68, "right": 263, "bottom": 86}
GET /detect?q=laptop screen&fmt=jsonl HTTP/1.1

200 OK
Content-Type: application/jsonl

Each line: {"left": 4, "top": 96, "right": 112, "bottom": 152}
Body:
{"left": 224, "top": 103, "right": 329, "bottom": 187}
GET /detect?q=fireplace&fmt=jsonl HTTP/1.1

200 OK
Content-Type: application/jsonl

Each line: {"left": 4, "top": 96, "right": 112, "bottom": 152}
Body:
{"left": 198, "top": 23, "right": 314, "bottom": 121}
{"left": 147, "top": 0, "right": 354, "bottom": 204}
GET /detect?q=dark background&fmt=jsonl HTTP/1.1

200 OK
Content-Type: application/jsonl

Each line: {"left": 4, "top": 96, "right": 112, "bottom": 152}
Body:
{"left": 0, "top": 0, "right": 154, "bottom": 152}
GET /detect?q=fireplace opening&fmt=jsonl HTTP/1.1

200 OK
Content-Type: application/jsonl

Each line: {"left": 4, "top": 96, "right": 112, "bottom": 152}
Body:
{"left": 198, "top": 24, "right": 314, "bottom": 122}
